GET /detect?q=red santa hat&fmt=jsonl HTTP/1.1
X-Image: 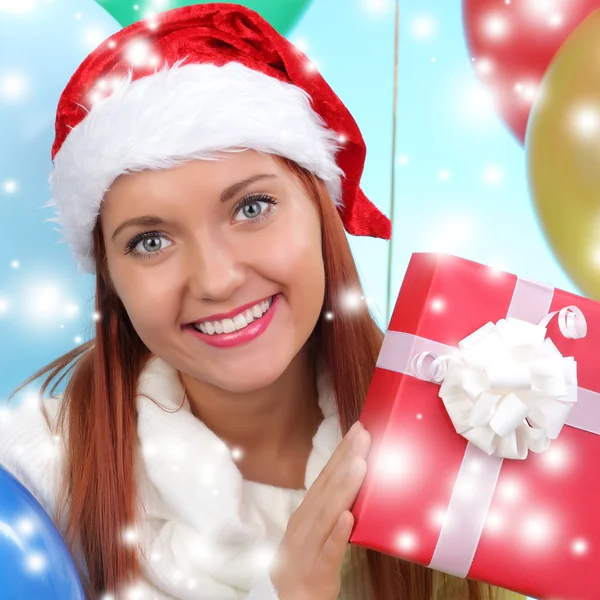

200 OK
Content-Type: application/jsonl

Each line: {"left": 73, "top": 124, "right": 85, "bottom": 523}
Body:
{"left": 49, "top": 2, "right": 391, "bottom": 273}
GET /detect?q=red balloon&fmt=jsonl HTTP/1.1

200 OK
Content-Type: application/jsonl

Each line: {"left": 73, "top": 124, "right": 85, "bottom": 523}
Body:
{"left": 463, "top": 0, "right": 600, "bottom": 144}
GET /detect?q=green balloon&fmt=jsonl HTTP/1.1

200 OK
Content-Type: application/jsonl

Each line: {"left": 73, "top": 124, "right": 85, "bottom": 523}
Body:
{"left": 95, "top": 0, "right": 312, "bottom": 35}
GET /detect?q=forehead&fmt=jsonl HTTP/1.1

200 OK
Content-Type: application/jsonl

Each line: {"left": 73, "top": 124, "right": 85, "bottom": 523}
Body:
{"left": 100, "top": 151, "right": 287, "bottom": 219}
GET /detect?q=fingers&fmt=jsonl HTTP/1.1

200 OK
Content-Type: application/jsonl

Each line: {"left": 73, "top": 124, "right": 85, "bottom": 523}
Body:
{"left": 317, "top": 510, "right": 355, "bottom": 575}
{"left": 292, "top": 425, "right": 370, "bottom": 561}
{"left": 302, "top": 421, "right": 364, "bottom": 500}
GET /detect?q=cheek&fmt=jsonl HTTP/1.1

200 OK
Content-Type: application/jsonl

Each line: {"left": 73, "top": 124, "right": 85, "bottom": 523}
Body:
{"left": 253, "top": 210, "right": 325, "bottom": 309}
{"left": 110, "top": 268, "right": 179, "bottom": 337}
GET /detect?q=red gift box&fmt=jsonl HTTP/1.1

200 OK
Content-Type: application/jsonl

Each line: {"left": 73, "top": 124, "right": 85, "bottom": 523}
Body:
{"left": 350, "top": 253, "right": 600, "bottom": 600}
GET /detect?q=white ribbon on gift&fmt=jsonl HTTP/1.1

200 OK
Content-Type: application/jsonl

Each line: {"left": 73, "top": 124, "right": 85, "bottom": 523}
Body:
{"left": 409, "top": 306, "right": 586, "bottom": 460}
{"left": 375, "top": 276, "right": 600, "bottom": 578}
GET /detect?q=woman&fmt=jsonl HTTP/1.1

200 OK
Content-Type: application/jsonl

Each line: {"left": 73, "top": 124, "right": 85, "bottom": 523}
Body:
{"left": 1, "top": 4, "right": 523, "bottom": 600}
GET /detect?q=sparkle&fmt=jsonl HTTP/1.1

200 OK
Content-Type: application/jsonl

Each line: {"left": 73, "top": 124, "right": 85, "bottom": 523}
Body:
{"left": 146, "top": 17, "right": 159, "bottom": 31}
{"left": 93, "top": 311, "right": 101, "bottom": 322}
{"left": 125, "top": 39, "right": 152, "bottom": 67}
{"left": 540, "top": 444, "right": 569, "bottom": 470}
{"left": 474, "top": 57, "right": 494, "bottom": 76}
{"left": 305, "top": 60, "right": 320, "bottom": 73}
{"left": 17, "top": 519, "right": 35, "bottom": 536}
{"left": 108, "top": 40, "right": 117, "bottom": 49}
{"left": 1, "top": 72, "right": 28, "bottom": 101}
{"left": 125, "top": 583, "right": 145, "bottom": 600}
{"left": 142, "top": 442, "right": 157, "bottom": 458}
{"left": 485, "top": 511, "right": 504, "bottom": 532}
{"left": 10, "top": 260, "right": 19, "bottom": 268}
{"left": 498, "top": 480, "right": 521, "bottom": 501}
{"left": 292, "top": 37, "right": 310, "bottom": 53}
{"left": 513, "top": 81, "right": 538, "bottom": 103}
{"left": 323, "top": 311, "right": 334, "bottom": 321}
{"left": 375, "top": 447, "right": 410, "bottom": 480}
{"left": 430, "top": 56, "right": 436, "bottom": 63}
{"left": 0, "top": 0, "right": 36, "bottom": 13}
{"left": 430, "top": 298, "right": 445, "bottom": 313}
{"left": 0, "top": 298, "right": 8, "bottom": 314}
{"left": 411, "top": 15, "right": 436, "bottom": 39}
{"left": 467, "top": 458, "right": 484, "bottom": 474}
{"left": 84, "top": 28, "right": 107, "bottom": 49}
{"left": 397, "top": 154, "right": 409, "bottom": 166}
{"left": 26, "top": 553, "right": 46, "bottom": 572}
{"left": 122, "top": 527, "right": 138, "bottom": 545}
{"left": 396, "top": 531, "right": 417, "bottom": 552}
{"left": 462, "top": 83, "right": 496, "bottom": 121}
{"left": 572, "top": 539, "right": 588, "bottom": 555}
{"left": 133, "top": 4, "right": 139, "bottom": 9}
{"left": 74, "top": 336, "right": 82, "bottom": 344}
{"left": 522, "top": 514, "right": 552, "bottom": 544}
{"left": 361, "top": 0, "right": 392, "bottom": 15}
{"left": 74, "top": 11, "right": 82, "bottom": 20}
{"left": 340, "top": 290, "right": 365, "bottom": 312}
{"left": 2, "top": 179, "right": 17, "bottom": 194}
{"left": 426, "top": 215, "right": 474, "bottom": 254}
{"left": 65, "top": 303, "right": 79, "bottom": 317}
{"left": 337, "top": 133, "right": 347, "bottom": 143}
{"left": 483, "top": 165, "right": 503, "bottom": 185}
{"left": 549, "top": 13, "right": 563, "bottom": 27}
{"left": 431, "top": 508, "right": 446, "bottom": 527}
{"left": 487, "top": 261, "right": 510, "bottom": 275}
{"left": 416, "top": 413, "right": 423, "bottom": 420}
{"left": 570, "top": 105, "right": 600, "bottom": 139}
{"left": 438, "top": 169, "right": 450, "bottom": 181}
{"left": 88, "top": 91, "right": 102, "bottom": 105}
{"left": 231, "top": 447, "right": 243, "bottom": 461}
{"left": 254, "top": 547, "right": 275, "bottom": 568}
{"left": 25, "top": 285, "right": 62, "bottom": 321}
{"left": 483, "top": 13, "right": 509, "bottom": 39}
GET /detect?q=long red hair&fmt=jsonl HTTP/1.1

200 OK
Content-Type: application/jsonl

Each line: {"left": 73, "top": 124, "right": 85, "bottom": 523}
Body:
{"left": 14, "top": 158, "right": 512, "bottom": 599}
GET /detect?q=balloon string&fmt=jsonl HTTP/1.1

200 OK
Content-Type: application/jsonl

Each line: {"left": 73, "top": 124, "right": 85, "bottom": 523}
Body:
{"left": 385, "top": 0, "right": 400, "bottom": 324}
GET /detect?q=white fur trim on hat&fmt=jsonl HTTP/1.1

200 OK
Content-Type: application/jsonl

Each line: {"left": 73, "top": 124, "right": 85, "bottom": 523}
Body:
{"left": 49, "top": 61, "right": 344, "bottom": 273}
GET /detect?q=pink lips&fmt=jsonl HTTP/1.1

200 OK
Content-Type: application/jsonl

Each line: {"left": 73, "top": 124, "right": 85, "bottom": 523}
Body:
{"left": 185, "top": 294, "right": 280, "bottom": 349}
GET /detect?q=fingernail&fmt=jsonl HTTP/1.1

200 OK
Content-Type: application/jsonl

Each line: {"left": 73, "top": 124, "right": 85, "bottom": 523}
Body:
{"left": 352, "top": 428, "right": 371, "bottom": 453}
{"left": 347, "top": 421, "right": 362, "bottom": 439}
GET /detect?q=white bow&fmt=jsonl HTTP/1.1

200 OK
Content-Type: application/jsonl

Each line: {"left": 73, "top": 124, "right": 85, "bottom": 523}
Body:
{"left": 411, "top": 306, "right": 586, "bottom": 460}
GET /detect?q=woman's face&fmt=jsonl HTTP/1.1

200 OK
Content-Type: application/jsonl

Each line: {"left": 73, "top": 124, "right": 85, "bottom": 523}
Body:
{"left": 100, "top": 151, "right": 325, "bottom": 393}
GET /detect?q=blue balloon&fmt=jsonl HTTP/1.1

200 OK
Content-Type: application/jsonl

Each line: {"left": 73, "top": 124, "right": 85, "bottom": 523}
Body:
{"left": 0, "top": 465, "right": 85, "bottom": 599}
{"left": 0, "top": 0, "right": 120, "bottom": 398}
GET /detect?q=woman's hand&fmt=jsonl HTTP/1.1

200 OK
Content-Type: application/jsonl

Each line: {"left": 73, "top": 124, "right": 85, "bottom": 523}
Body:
{"left": 270, "top": 421, "right": 371, "bottom": 600}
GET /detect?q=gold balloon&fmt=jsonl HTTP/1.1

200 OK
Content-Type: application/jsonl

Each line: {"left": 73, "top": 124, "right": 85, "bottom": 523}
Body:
{"left": 526, "top": 9, "right": 600, "bottom": 299}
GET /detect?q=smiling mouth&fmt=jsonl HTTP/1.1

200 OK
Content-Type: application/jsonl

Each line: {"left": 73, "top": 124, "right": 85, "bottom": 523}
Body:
{"left": 189, "top": 295, "right": 275, "bottom": 335}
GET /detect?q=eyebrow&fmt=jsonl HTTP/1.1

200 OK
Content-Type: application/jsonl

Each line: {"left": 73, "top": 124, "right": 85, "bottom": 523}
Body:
{"left": 111, "top": 173, "right": 278, "bottom": 241}
{"left": 219, "top": 173, "right": 277, "bottom": 203}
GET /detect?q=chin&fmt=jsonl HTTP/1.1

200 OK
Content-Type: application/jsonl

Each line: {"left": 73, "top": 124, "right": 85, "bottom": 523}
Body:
{"left": 208, "top": 357, "right": 290, "bottom": 394}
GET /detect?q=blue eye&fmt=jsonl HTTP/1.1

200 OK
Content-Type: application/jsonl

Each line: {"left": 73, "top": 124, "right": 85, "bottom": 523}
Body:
{"left": 125, "top": 231, "right": 172, "bottom": 258}
{"left": 234, "top": 193, "right": 278, "bottom": 223}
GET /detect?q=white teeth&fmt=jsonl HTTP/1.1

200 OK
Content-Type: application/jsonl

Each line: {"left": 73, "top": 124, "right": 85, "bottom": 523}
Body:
{"left": 222, "top": 318, "right": 235, "bottom": 334}
{"left": 192, "top": 296, "right": 275, "bottom": 335}
{"left": 233, "top": 314, "right": 247, "bottom": 330}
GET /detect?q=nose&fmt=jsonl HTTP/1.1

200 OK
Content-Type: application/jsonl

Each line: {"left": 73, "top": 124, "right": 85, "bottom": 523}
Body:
{"left": 185, "top": 234, "right": 245, "bottom": 301}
